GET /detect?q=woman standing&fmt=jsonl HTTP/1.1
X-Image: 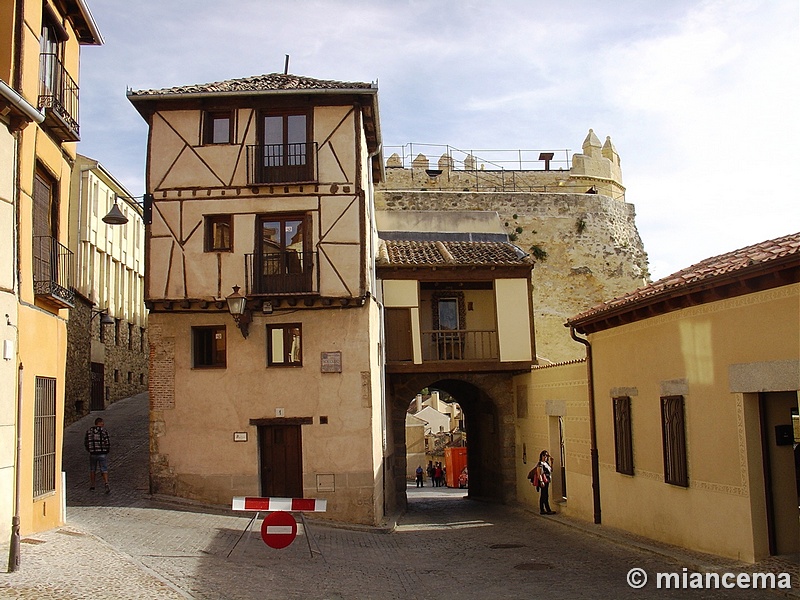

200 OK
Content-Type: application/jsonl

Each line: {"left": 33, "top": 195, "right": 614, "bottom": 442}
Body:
{"left": 536, "top": 450, "right": 555, "bottom": 515}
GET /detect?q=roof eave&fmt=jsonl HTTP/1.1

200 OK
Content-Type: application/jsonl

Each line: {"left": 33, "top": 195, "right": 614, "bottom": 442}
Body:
{"left": 568, "top": 254, "right": 800, "bottom": 335}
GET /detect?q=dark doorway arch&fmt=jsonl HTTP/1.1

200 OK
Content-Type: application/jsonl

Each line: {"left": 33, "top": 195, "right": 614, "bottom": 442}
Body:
{"left": 386, "top": 372, "right": 517, "bottom": 516}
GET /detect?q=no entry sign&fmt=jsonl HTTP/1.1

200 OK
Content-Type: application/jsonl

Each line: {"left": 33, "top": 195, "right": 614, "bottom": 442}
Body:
{"left": 260, "top": 510, "right": 298, "bottom": 549}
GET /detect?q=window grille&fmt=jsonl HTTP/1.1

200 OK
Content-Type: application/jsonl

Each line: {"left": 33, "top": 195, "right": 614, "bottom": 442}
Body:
{"left": 613, "top": 396, "right": 634, "bottom": 475}
{"left": 660, "top": 395, "right": 688, "bottom": 487}
{"left": 33, "top": 376, "right": 57, "bottom": 497}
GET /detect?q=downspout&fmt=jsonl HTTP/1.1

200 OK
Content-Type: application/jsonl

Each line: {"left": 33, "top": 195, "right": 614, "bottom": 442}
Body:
{"left": 569, "top": 325, "right": 601, "bottom": 524}
{"left": 8, "top": 363, "right": 22, "bottom": 572}
{"left": 366, "top": 142, "right": 389, "bottom": 520}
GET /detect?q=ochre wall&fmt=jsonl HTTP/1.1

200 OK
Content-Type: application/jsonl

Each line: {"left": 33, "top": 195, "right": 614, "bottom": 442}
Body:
{"left": 588, "top": 284, "right": 799, "bottom": 561}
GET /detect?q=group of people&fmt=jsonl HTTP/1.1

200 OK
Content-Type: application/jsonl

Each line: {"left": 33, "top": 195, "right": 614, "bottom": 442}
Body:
{"left": 414, "top": 461, "right": 446, "bottom": 487}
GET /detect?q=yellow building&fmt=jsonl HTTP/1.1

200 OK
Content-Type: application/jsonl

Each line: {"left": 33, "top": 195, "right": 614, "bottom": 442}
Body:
{"left": 0, "top": 0, "right": 103, "bottom": 561}
{"left": 517, "top": 232, "right": 800, "bottom": 562}
{"left": 127, "top": 73, "right": 387, "bottom": 525}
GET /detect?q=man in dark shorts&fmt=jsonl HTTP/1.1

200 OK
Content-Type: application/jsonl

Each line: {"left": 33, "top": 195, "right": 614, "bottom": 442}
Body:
{"left": 85, "top": 417, "right": 111, "bottom": 493}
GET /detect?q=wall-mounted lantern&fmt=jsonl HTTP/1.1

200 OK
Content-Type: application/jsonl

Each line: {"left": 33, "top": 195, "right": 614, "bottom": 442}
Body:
{"left": 226, "top": 285, "right": 251, "bottom": 338}
{"left": 91, "top": 307, "right": 115, "bottom": 325}
{"left": 102, "top": 199, "right": 128, "bottom": 225}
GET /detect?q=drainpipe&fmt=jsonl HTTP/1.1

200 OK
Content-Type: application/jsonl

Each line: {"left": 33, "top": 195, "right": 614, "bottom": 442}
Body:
{"left": 569, "top": 325, "right": 601, "bottom": 524}
{"left": 8, "top": 363, "right": 22, "bottom": 572}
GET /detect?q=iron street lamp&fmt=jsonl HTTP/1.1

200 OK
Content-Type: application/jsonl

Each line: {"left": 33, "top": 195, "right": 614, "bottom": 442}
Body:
{"left": 226, "top": 285, "right": 251, "bottom": 339}
{"left": 91, "top": 307, "right": 115, "bottom": 325}
{"left": 102, "top": 201, "right": 128, "bottom": 225}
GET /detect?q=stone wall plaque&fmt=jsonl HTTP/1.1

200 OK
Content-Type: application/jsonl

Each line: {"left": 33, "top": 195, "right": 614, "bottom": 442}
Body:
{"left": 321, "top": 351, "right": 342, "bottom": 373}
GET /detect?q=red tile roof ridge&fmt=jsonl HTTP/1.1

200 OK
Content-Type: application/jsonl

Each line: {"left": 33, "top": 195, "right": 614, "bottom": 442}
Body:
{"left": 569, "top": 231, "right": 800, "bottom": 324}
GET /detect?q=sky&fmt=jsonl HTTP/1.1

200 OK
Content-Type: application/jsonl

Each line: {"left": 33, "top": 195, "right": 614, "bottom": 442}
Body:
{"left": 76, "top": 0, "right": 799, "bottom": 280}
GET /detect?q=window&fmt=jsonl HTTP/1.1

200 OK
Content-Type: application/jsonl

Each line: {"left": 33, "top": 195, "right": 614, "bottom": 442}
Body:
{"left": 267, "top": 324, "right": 302, "bottom": 366}
{"left": 661, "top": 395, "right": 688, "bottom": 487}
{"left": 33, "top": 376, "right": 56, "bottom": 497}
{"left": 140, "top": 327, "right": 146, "bottom": 352}
{"left": 256, "top": 215, "right": 312, "bottom": 293}
{"left": 115, "top": 318, "right": 121, "bottom": 345}
{"left": 193, "top": 326, "right": 226, "bottom": 368}
{"left": 204, "top": 110, "right": 233, "bottom": 144}
{"left": 128, "top": 323, "right": 134, "bottom": 350}
{"left": 613, "top": 396, "right": 634, "bottom": 475}
{"left": 205, "top": 215, "right": 232, "bottom": 252}
{"left": 256, "top": 111, "right": 312, "bottom": 183}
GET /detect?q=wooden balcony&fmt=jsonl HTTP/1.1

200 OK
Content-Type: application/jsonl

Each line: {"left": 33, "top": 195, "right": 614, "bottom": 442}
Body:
{"left": 385, "top": 323, "right": 531, "bottom": 374}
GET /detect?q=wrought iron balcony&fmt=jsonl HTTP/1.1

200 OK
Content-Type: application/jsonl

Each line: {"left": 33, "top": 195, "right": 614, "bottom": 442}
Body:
{"left": 245, "top": 251, "right": 317, "bottom": 295}
{"left": 421, "top": 330, "right": 499, "bottom": 361}
{"left": 246, "top": 143, "right": 318, "bottom": 185}
{"left": 33, "top": 236, "right": 75, "bottom": 308}
{"left": 38, "top": 52, "right": 80, "bottom": 142}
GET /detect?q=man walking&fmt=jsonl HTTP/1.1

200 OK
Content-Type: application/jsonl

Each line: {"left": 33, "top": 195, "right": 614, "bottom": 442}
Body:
{"left": 85, "top": 417, "right": 111, "bottom": 493}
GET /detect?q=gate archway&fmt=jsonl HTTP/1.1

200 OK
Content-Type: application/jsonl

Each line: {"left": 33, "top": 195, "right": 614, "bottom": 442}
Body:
{"left": 386, "top": 372, "right": 517, "bottom": 515}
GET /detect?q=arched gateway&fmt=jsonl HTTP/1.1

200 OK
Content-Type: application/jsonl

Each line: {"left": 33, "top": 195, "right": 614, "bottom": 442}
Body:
{"left": 386, "top": 372, "right": 519, "bottom": 513}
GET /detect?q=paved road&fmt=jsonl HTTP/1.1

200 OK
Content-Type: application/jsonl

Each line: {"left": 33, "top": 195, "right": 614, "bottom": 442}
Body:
{"left": 1, "top": 393, "right": 797, "bottom": 599}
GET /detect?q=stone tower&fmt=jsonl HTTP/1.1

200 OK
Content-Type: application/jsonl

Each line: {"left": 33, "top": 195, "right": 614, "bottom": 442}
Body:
{"left": 375, "top": 131, "right": 648, "bottom": 362}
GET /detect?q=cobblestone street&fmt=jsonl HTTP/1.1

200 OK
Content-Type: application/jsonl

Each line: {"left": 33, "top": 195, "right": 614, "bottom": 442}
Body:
{"left": 2, "top": 393, "right": 797, "bottom": 599}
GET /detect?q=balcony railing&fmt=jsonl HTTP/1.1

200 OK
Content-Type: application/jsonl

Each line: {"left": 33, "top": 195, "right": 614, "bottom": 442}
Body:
{"left": 38, "top": 52, "right": 80, "bottom": 141}
{"left": 33, "top": 236, "right": 74, "bottom": 308}
{"left": 245, "top": 251, "right": 317, "bottom": 295}
{"left": 421, "top": 330, "right": 498, "bottom": 362}
{"left": 246, "top": 143, "right": 318, "bottom": 184}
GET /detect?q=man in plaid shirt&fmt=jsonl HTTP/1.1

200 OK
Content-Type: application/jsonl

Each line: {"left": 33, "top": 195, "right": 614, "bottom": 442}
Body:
{"left": 84, "top": 417, "right": 111, "bottom": 493}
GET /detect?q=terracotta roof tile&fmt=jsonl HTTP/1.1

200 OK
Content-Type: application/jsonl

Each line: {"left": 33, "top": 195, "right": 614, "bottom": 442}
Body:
{"left": 377, "top": 240, "right": 531, "bottom": 267}
{"left": 570, "top": 231, "right": 800, "bottom": 324}
{"left": 129, "top": 73, "right": 375, "bottom": 98}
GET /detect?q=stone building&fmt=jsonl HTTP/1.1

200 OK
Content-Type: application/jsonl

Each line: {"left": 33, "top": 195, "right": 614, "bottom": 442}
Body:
{"left": 376, "top": 130, "right": 649, "bottom": 363}
{"left": 64, "top": 155, "right": 148, "bottom": 426}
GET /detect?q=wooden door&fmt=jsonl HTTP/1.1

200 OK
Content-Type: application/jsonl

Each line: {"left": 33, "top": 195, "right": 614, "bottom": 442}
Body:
{"left": 90, "top": 362, "right": 104, "bottom": 411}
{"left": 385, "top": 308, "right": 413, "bottom": 362}
{"left": 258, "top": 425, "right": 303, "bottom": 498}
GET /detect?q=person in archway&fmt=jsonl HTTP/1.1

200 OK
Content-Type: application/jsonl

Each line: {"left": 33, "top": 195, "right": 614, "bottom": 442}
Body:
{"left": 415, "top": 465, "right": 424, "bottom": 487}
{"left": 536, "top": 450, "right": 555, "bottom": 515}
{"left": 427, "top": 461, "right": 434, "bottom": 486}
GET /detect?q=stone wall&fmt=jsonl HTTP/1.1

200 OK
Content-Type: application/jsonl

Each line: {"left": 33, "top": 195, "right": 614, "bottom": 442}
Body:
{"left": 64, "top": 296, "right": 148, "bottom": 426}
{"left": 65, "top": 296, "right": 92, "bottom": 425}
{"left": 374, "top": 190, "right": 648, "bottom": 363}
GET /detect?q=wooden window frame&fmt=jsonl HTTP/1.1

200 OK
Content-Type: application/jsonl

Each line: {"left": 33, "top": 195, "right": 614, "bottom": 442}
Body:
{"left": 613, "top": 396, "right": 634, "bottom": 475}
{"left": 203, "top": 110, "right": 234, "bottom": 145}
{"left": 660, "top": 395, "right": 688, "bottom": 487}
{"left": 205, "top": 215, "right": 233, "bottom": 252}
{"left": 266, "top": 323, "right": 303, "bottom": 367}
{"left": 192, "top": 325, "right": 227, "bottom": 369}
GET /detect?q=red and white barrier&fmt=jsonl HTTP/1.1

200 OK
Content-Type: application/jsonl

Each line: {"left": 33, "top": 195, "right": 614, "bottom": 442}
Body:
{"left": 232, "top": 496, "right": 327, "bottom": 513}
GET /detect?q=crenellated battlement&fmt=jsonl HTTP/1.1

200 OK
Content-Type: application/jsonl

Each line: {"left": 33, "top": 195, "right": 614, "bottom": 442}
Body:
{"left": 379, "top": 129, "right": 624, "bottom": 199}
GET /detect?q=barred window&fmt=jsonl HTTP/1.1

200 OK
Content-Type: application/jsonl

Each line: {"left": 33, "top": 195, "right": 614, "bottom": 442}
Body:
{"left": 33, "top": 376, "right": 57, "bottom": 498}
{"left": 661, "top": 395, "right": 688, "bottom": 487}
{"left": 613, "top": 396, "right": 634, "bottom": 475}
